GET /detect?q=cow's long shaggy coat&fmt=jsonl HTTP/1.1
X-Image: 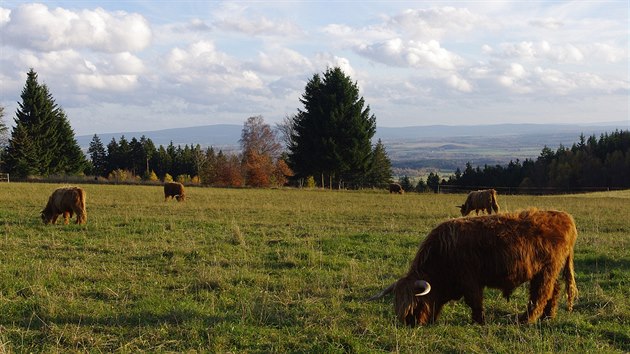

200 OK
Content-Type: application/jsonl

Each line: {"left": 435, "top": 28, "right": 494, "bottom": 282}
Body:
{"left": 459, "top": 189, "right": 500, "bottom": 216}
{"left": 164, "top": 182, "right": 185, "bottom": 202}
{"left": 41, "top": 186, "right": 87, "bottom": 225}
{"left": 370, "top": 209, "right": 578, "bottom": 326}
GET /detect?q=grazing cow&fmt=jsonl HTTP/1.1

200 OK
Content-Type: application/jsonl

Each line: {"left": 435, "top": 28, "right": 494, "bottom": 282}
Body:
{"left": 164, "top": 182, "right": 185, "bottom": 202}
{"left": 389, "top": 183, "right": 404, "bottom": 194}
{"left": 458, "top": 189, "right": 499, "bottom": 216}
{"left": 41, "top": 186, "right": 87, "bottom": 225}
{"left": 368, "top": 209, "right": 578, "bottom": 326}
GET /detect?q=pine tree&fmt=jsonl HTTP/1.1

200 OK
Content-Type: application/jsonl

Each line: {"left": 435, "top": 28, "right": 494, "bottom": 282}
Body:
{"left": 3, "top": 122, "right": 38, "bottom": 177}
{"left": 365, "top": 139, "right": 393, "bottom": 187}
{"left": 88, "top": 134, "right": 108, "bottom": 177}
{"left": 427, "top": 172, "right": 441, "bottom": 193}
{"left": 53, "top": 109, "right": 87, "bottom": 174}
{"left": 288, "top": 67, "right": 376, "bottom": 188}
{"left": 106, "top": 137, "right": 120, "bottom": 173}
{"left": 4, "top": 69, "right": 86, "bottom": 177}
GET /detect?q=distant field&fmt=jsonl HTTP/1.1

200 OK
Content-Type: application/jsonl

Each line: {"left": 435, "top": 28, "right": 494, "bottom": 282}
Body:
{"left": 385, "top": 133, "right": 587, "bottom": 170}
{"left": 1, "top": 183, "right": 628, "bottom": 352}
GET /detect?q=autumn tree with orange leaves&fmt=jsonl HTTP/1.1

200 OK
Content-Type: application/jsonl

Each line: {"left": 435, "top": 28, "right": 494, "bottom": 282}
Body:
{"left": 240, "top": 115, "right": 292, "bottom": 187}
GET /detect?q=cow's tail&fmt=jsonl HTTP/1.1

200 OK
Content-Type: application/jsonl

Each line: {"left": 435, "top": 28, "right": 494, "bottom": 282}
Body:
{"left": 491, "top": 190, "right": 500, "bottom": 213}
{"left": 563, "top": 251, "right": 577, "bottom": 312}
{"left": 78, "top": 188, "right": 87, "bottom": 224}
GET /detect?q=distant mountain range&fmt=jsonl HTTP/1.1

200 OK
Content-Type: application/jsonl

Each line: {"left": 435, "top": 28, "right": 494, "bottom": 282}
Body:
{"left": 77, "top": 121, "right": 628, "bottom": 171}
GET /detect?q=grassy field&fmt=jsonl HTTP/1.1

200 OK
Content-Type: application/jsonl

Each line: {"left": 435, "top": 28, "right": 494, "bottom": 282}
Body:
{"left": 0, "top": 183, "right": 628, "bottom": 352}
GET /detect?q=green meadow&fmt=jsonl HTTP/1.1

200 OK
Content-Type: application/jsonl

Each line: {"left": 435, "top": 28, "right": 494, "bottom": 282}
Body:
{"left": 0, "top": 183, "right": 628, "bottom": 352}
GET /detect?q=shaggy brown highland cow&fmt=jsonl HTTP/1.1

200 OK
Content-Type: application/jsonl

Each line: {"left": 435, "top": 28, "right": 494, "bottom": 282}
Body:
{"left": 164, "top": 182, "right": 185, "bottom": 202}
{"left": 458, "top": 189, "right": 500, "bottom": 216}
{"left": 389, "top": 183, "right": 404, "bottom": 194}
{"left": 41, "top": 186, "right": 87, "bottom": 225}
{"left": 369, "top": 209, "right": 578, "bottom": 326}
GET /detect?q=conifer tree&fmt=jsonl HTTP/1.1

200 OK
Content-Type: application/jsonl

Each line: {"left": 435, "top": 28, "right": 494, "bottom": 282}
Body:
{"left": 3, "top": 122, "right": 38, "bottom": 177}
{"left": 365, "top": 139, "right": 393, "bottom": 187}
{"left": 4, "top": 69, "right": 86, "bottom": 177}
{"left": 88, "top": 134, "right": 108, "bottom": 177}
{"left": 288, "top": 67, "right": 376, "bottom": 188}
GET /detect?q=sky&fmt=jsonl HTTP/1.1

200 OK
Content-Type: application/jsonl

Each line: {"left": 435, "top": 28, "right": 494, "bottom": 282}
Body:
{"left": 0, "top": 1, "right": 628, "bottom": 136}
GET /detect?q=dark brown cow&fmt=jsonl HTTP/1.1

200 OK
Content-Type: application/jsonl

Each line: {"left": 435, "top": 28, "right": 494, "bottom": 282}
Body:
{"left": 369, "top": 209, "right": 578, "bottom": 326}
{"left": 41, "top": 186, "right": 87, "bottom": 225}
{"left": 459, "top": 189, "right": 499, "bottom": 216}
{"left": 389, "top": 183, "right": 404, "bottom": 194}
{"left": 164, "top": 182, "right": 185, "bottom": 202}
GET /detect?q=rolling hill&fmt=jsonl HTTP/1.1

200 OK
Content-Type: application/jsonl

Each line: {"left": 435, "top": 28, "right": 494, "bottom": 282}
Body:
{"left": 77, "top": 121, "right": 628, "bottom": 172}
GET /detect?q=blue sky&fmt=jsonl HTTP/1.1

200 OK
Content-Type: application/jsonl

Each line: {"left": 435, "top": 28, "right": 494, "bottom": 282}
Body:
{"left": 0, "top": 1, "right": 628, "bottom": 135}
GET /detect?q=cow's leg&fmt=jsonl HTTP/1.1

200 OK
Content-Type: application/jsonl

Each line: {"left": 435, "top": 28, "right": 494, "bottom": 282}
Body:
{"left": 63, "top": 211, "right": 70, "bottom": 225}
{"left": 542, "top": 279, "right": 562, "bottom": 319}
{"left": 519, "top": 270, "right": 557, "bottom": 323}
{"left": 463, "top": 286, "right": 485, "bottom": 324}
{"left": 51, "top": 214, "right": 59, "bottom": 224}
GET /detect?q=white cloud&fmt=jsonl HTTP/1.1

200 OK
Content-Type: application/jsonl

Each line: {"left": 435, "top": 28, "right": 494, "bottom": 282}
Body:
{"left": 529, "top": 17, "right": 564, "bottom": 30}
{"left": 162, "top": 40, "right": 264, "bottom": 96}
{"left": 212, "top": 2, "right": 303, "bottom": 37}
{"left": 0, "top": 7, "right": 10, "bottom": 26}
{"left": 313, "top": 53, "right": 356, "bottom": 79}
{"left": 446, "top": 74, "right": 473, "bottom": 92}
{"left": 2, "top": 3, "right": 151, "bottom": 53}
{"left": 385, "top": 7, "right": 484, "bottom": 40}
{"left": 357, "top": 39, "right": 463, "bottom": 71}
{"left": 75, "top": 74, "right": 138, "bottom": 92}
{"left": 109, "top": 52, "right": 145, "bottom": 75}
{"left": 249, "top": 47, "right": 313, "bottom": 76}
{"left": 497, "top": 40, "right": 587, "bottom": 63}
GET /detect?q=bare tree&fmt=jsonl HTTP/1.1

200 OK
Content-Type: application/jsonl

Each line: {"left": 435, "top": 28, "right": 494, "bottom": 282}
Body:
{"left": 240, "top": 115, "right": 282, "bottom": 160}
{"left": 240, "top": 115, "right": 292, "bottom": 187}
{"left": 276, "top": 114, "right": 296, "bottom": 151}
{"left": 0, "top": 105, "right": 7, "bottom": 148}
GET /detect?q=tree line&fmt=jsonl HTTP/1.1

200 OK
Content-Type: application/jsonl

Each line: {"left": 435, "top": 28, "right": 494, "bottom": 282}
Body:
{"left": 88, "top": 115, "right": 294, "bottom": 187}
{"left": 442, "top": 130, "right": 630, "bottom": 191}
{"left": 1, "top": 68, "right": 394, "bottom": 189}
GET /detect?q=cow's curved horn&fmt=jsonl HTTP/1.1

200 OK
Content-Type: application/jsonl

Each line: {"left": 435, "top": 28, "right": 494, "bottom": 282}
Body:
{"left": 367, "top": 281, "right": 397, "bottom": 301}
{"left": 414, "top": 280, "right": 431, "bottom": 297}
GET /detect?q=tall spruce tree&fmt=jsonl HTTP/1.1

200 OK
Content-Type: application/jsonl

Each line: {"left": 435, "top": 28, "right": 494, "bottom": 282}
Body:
{"left": 365, "top": 139, "right": 393, "bottom": 187}
{"left": 88, "top": 134, "right": 108, "bottom": 177}
{"left": 4, "top": 69, "right": 86, "bottom": 177}
{"left": 288, "top": 67, "right": 377, "bottom": 188}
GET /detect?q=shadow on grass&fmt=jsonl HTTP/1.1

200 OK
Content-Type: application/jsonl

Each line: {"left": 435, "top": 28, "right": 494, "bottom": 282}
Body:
{"left": 575, "top": 254, "right": 630, "bottom": 273}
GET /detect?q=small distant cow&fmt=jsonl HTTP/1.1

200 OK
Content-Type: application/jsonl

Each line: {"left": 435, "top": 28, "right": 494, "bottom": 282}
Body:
{"left": 41, "top": 186, "right": 87, "bottom": 225}
{"left": 389, "top": 183, "right": 404, "bottom": 194}
{"left": 369, "top": 209, "right": 578, "bottom": 326}
{"left": 459, "top": 189, "right": 499, "bottom": 216}
{"left": 164, "top": 182, "right": 185, "bottom": 202}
